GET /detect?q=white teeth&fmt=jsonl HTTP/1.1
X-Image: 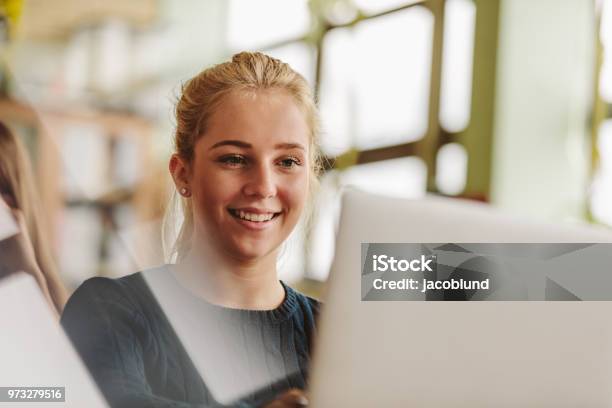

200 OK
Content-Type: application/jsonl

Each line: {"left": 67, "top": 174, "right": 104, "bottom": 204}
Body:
{"left": 234, "top": 210, "right": 275, "bottom": 222}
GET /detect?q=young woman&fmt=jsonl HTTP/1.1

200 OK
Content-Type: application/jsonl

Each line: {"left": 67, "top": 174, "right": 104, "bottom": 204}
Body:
{"left": 61, "top": 52, "right": 322, "bottom": 408}
{"left": 0, "top": 121, "right": 68, "bottom": 316}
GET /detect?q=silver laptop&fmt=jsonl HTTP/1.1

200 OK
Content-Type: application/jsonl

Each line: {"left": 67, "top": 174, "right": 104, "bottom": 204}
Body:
{"left": 309, "top": 188, "right": 612, "bottom": 407}
{"left": 0, "top": 273, "right": 108, "bottom": 407}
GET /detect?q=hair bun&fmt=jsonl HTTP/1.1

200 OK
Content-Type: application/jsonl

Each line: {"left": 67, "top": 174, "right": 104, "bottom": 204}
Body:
{"left": 231, "top": 51, "right": 260, "bottom": 64}
{"left": 231, "top": 52, "right": 246, "bottom": 64}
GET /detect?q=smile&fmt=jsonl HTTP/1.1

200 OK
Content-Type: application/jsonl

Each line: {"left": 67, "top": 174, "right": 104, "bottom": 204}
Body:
{"left": 228, "top": 208, "right": 281, "bottom": 223}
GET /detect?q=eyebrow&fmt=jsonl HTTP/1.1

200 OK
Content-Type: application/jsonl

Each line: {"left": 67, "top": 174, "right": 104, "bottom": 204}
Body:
{"left": 210, "top": 140, "right": 305, "bottom": 151}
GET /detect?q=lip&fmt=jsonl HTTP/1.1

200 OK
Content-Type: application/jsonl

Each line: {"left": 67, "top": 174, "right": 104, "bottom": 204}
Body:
{"left": 227, "top": 208, "right": 282, "bottom": 231}
{"left": 229, "top": 207, "right": 281, "bottom": 214}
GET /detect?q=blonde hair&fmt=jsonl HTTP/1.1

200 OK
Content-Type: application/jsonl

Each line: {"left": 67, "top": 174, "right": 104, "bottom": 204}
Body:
{"left": 164, "top": 51, "right": 323, "bottom": 262}
{"left": 0, "top": 121, "right": 68, "bottom": 314}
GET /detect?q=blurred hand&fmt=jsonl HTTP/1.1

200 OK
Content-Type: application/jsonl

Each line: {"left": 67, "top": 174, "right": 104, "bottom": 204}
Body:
{"left": 261, "top": 388, "right": 309, "bottom": 408}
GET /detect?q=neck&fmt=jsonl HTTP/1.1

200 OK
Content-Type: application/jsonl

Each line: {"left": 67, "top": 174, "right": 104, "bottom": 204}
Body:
{"left": 173, "top": 239, "right": 285, "bottom": 310}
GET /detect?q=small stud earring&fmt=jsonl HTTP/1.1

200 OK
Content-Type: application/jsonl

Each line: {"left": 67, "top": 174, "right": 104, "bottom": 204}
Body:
{"left": 179, "top": 187, "right": 190, "bottom": 197}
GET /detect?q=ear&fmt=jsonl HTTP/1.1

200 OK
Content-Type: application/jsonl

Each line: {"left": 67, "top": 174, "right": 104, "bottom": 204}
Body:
{"left": 169, "top": 154, "right": 191, "bottom": 191}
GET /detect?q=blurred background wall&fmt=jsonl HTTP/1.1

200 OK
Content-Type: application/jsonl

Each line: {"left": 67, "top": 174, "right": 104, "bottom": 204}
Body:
{"left": 0, "top": 0, "right": 609, "bottom": 294}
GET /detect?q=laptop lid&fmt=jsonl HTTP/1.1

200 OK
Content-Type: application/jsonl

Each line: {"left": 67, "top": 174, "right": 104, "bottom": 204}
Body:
{"left": 309, "top": 188, "right": 612, "bottom": 407}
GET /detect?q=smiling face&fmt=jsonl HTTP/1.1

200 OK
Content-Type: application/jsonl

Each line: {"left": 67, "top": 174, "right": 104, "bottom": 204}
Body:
{"left": 172, "top": 89, "right": 310, "bottom": 263}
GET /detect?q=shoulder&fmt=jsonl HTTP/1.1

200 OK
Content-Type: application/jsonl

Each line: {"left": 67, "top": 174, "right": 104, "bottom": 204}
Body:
{"left": 64, "top": 271, "right": 146, "bottom": 308}
{"left": 61, "top": 266, "right": 168, "bottom": 327}
{"left": 303, "top": 293, "right": 321, "bottom": 317}
{"left": 284, "top": 283, "right": 321, "bottom": 323}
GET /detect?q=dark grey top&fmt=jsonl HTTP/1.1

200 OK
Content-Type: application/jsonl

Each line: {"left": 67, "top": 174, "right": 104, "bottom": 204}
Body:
{"left": 60, "top": 266, "right": 320, "bottom": 408}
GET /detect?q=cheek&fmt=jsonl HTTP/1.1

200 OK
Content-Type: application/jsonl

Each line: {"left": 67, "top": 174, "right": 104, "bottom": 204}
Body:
{"left": 190, "top": 168, "right": 236, "bottom": 215}
{"left": 283, "top": 172, "right": 310, "bottom": 213}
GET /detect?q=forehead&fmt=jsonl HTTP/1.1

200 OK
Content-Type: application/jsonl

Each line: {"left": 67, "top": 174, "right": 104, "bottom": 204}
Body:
{"left": 201, "top": 89, "right": 310, "bottom": 147}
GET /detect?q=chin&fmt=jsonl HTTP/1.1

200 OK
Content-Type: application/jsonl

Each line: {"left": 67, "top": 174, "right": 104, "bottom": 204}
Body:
{"left": 230, "top": 242, "right": 277, "bottom": 262}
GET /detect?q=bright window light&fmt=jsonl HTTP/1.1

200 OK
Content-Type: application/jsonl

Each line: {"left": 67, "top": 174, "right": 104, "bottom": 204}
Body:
{"left": 341, "top": 156, "right": 427, "bottom": 199}
{"left": 64, "top": 29, "right": 92, "bottom": 97}
{"left": 113, "top": 136, "right": 141, "bottom": 189}
{"left": 600, "top": 0, "right": 612, "bottom": 102}
{"left": 353, "top": 8, "right": 433, "bottom": 149}
{"left": 436, "top": 142, "right": 468, "bottom": 195}
{"left": 319, "top": 7, "right": 433, "bottom": 155}
{"left": 319, "top": 28, "right": 354, "bottom": 156}
{"left": 439, "top": 0, "right": 476, "bottom": 132}
{"left": 227, "top": 0, "right": 310, "bottom": 50}
{"left": 61, "top": 123, "right": 109, "bottom": 199}
{"left": 353, "top": 0, "right": 423, "bottom": 15}
{"left": 591, "top": 120, "right": 612, "bottom": 224}
{"left": 93, "top": 20, "right": 130, "bottom": 93}
{"left": 265, "top": 42, "right": 316, "bottom": 88}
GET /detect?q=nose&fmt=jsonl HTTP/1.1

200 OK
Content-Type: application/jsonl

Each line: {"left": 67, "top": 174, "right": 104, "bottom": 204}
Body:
{"left": 242, "top": 162, "right": 277, "bottom": 199}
